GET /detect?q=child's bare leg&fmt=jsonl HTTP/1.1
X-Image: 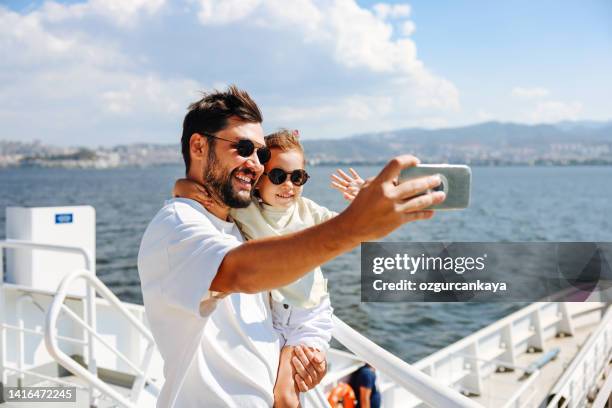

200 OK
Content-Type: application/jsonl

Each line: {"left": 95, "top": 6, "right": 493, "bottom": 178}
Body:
{"left": 273, "top": 346, "right": 301, "bottom": 408}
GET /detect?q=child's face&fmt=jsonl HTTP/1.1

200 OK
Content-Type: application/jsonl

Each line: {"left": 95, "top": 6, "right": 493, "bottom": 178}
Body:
{"left": 257, "top": 148, "right": 305, "bottom": 209}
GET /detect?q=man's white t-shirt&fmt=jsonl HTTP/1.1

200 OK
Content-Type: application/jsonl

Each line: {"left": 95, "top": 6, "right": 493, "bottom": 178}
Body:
{"left": 138, "top": 198, "right": 280, "bottom": 407}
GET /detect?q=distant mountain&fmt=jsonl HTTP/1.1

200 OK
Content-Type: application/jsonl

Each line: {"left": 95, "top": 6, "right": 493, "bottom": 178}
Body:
{"left": 1, "top": 121, "right": 611, "bottom": 167}
{"left": 553, "top": 120, "right": 612, "bottom": 132}
{"left": 301, "top": 121, "right": 612, "bottom": 165}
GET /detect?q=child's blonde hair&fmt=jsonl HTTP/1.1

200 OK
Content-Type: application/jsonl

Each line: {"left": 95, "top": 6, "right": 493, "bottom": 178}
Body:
{"left": 264, "top": 129, "right": 305, "bottom": 164}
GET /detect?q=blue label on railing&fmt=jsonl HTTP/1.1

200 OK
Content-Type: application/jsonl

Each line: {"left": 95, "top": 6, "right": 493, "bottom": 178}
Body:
{"left": 55, "top": 213, "right": 73, "bottom": 224}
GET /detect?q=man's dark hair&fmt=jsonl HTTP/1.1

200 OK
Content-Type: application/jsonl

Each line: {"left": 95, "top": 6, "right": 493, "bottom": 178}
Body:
{"left": 181, "top": 85, "right": 263, "bottom": 173}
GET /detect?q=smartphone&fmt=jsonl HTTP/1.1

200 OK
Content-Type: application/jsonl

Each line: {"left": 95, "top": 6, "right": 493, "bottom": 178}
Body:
{"left": 398, "top": 164, "right": 471, "bottom": 210}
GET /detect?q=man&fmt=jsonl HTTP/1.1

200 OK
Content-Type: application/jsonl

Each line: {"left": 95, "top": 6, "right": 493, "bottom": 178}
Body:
{"left": 350, "top": 364, "right": 381, "bottom": 408}
{"left": 137, "top": 85, "right": 445, "bottom": 407}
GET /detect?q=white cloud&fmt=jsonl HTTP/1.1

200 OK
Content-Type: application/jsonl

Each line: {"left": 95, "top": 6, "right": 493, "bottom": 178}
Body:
{"left": 511, "top": 86, "right": 550, "bottom": 99}
{"left": 0, "top": 0, "right": 459, "bottom": 145}
{"left": 400, "top": 20, "right": 416, "bottom": 36}
{"left": 38, "top": 0, "right": 165, "bottom": 26}
{"left": 530, "top": 101, "right": 583, "bottom": 123}
{"left": 268, "top": 94, "right": 393, "bottom": 123}
{"left": 372, "top": 3, "right": 411, "bottom": 19}
{"left": 476, "top": 109, "right": 495, "bottom": 122}
{"left": 509, "top": 87, "right": 584, "bottom": 124}
{"left": 100, "top": 74, "right": 201, "bottom": 115}
{"left": 197, "top": 0, "right": 261, "bottom": 25}
{"left": 190, "top": 0, "right": 457, "bottom": 109}
{"left": 0, "top": 4, "right": 202, "bottom": 145}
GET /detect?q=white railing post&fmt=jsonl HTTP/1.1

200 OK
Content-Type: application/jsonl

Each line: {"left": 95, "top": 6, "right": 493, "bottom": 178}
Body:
{"left": 15, "top": 295, "right": 34, "bottom": 387}
{"left": 0, "top": 246, "right": 7, "bottom": 388}
{"left": 559, "top": 302, "right": 575, "bottom": 336}
{"left": 531, "top": 307, "right": 545, "bottom": 352}
{"left": 86, "top": 274, "right": 97, "bottom": 406}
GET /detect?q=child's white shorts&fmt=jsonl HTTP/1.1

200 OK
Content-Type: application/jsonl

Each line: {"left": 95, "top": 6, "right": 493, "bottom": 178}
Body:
{"left": 271, "top": 294, "right": 333, "bottom": 352}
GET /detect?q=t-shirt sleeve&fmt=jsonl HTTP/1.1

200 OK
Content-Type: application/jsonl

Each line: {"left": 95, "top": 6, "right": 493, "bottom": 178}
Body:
{"left": 357, "top": 367, "right": 376, "bottom": 389}
{"left": 303, "top": 197, "right": 338, "bottom": 224}
{"left": 162, "top": 217, "right": 241, "bottom": 318}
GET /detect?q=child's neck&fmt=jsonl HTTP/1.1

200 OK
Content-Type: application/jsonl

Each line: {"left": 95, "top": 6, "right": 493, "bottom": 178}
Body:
{"left": 260, "top": 200, "right": 296, "bottom": 211}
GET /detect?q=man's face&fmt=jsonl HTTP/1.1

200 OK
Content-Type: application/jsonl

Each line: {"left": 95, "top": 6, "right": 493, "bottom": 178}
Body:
{"left": 202, "top": 117, "right": 265, "bottom": 209}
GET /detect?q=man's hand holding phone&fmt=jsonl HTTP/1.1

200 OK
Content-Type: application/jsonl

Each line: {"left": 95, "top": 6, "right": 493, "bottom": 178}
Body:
{"left": 339, "top": 155, "right": 446, "bottom": 242}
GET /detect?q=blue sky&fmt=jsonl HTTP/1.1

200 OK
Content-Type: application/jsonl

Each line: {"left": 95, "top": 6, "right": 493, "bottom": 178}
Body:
{"left": 1, "top": 0, "right": 611, "bottom": 146}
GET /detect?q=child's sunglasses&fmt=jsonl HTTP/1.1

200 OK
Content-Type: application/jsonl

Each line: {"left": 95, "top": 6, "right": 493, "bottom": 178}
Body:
{"left": 264, "top": 168, "right": 310, "bottom": 186}
{"left": 200, "top": 132, "right": 271, "bottom": 164}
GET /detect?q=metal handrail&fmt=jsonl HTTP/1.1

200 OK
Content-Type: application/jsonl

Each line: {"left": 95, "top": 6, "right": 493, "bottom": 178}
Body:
{"left": 502, "top": 369, "right": 540, "bottom": 408}
{"left": 0, "top": 239, "right": 93, "bottom": 270}
{"left": 545, "top": 305, "right": 612, "bottom": 408}
{"left": 0, "top": 239, "right": 96, "bottom": 398}
{"left": 331, "top": 315, "right": 483, "bottom": 408}
{"left": 45, "top": 269, "right": 157, "bottom": 408}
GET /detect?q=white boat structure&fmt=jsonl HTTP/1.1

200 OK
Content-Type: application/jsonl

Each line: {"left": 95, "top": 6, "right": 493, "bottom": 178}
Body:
{"left": 0, "top": 206, "right": 610, "bottom": 407}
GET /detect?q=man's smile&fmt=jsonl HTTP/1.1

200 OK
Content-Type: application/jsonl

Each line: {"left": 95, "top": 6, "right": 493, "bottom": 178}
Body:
{"left": 234, "top": 169, "right": 256, "bottom": 190}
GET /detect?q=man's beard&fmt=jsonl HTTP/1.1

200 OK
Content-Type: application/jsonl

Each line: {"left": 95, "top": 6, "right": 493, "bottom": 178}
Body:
{"left": 203, "top": 148, "right": 253, "bottom": 209}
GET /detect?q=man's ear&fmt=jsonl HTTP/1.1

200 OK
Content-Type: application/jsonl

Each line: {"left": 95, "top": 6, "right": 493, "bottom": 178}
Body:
{"left": 189, "top": 133, "right": 208, "bottom": 161}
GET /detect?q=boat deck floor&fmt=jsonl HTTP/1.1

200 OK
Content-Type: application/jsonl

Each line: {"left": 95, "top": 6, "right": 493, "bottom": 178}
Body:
{"left": 470, "top": 322, "right": 596, "bottom": 407}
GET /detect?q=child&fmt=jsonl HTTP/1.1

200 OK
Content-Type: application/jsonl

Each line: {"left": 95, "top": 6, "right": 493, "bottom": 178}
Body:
{"left": 174, "top": 129, "right": 363, "bottom": 407}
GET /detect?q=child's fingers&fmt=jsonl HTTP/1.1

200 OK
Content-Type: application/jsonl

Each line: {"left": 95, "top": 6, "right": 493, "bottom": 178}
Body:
{"left": 336, "top": 169, "right": 353, "bottom": 183}
{"left": 331, "top": 181, "right": 348, "bottom": 191}
{"left": 294, "top": 374, "right": 308, "bottom": 392}
{"left": 294, "top": 345, "right": 318, "bottom": 381}
{"left": 291, "top": 356, "right": 313, "bottom": 388}
{"left": 303, "top": 347, "right": 326, "bottom": 375}
{"left": 198, "top": 197, "right": 215, "bottom": 208}
{"left": 331, "top": 174, "right": 350, "bottom": 187}
{"left": 196, "top": 184, "right": 210, "bottom": 195}
{"left": 349, "top": 167, "right": 361, "bottom": 180}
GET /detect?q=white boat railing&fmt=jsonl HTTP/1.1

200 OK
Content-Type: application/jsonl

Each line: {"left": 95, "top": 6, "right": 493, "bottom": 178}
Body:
{"left": 502, "top": 369, "right": 540, "bottom": 408}
{"left": 331, "top": 315, "right": 483, "bottom": 408}
{"left": 545, "top": 305, "right": 612, "bottom": 408}
{"left": 45, "top": 269, "right": 158, "bottom": 408}
{"left": 0, "top": 240, "right": 157, "bottom": 408}
{"left": 0, "top": 239, "right": 96, "bottom": 401}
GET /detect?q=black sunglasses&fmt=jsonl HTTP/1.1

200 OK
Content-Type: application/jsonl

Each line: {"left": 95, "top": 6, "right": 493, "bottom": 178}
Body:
{"left": 200, "top": 133, "right": 271, "bottom": 164}
{"left": 264, "top": 168, "right": 310, "bottom": 186}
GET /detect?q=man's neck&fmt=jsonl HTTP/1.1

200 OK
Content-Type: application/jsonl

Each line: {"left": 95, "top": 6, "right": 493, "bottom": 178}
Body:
{"left": 206, "top": 202, "right": 231, "bottom": 222}
{"left": 185, "top": 172, "right": 231, "bottom": 222}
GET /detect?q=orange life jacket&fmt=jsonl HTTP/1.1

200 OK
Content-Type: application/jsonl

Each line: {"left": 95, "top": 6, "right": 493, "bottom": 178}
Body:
{"left": 327, "top": 382, "right": 356, "bottom": 408}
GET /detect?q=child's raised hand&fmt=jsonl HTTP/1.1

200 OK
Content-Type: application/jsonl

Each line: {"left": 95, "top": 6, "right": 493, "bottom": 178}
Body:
{"left": 330, "top": 168, "right": 365, "bottom": 201}
{"left": 173, "top": 178, "right": 216, "bottom": 209}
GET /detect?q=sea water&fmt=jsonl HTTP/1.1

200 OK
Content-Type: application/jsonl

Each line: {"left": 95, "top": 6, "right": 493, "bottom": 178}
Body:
{"left": 1, "top": 165, "right": 611, "bottom": 362}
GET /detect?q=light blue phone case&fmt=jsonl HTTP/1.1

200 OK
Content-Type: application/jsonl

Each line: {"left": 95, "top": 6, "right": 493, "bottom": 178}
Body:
{"left": 398, "top": 164, "right": 471, "bottom": 210}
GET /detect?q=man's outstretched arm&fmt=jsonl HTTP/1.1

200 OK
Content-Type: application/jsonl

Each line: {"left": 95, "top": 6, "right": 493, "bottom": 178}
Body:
{"left": 211, "top": 155, "right": 446, "bottom": 294}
